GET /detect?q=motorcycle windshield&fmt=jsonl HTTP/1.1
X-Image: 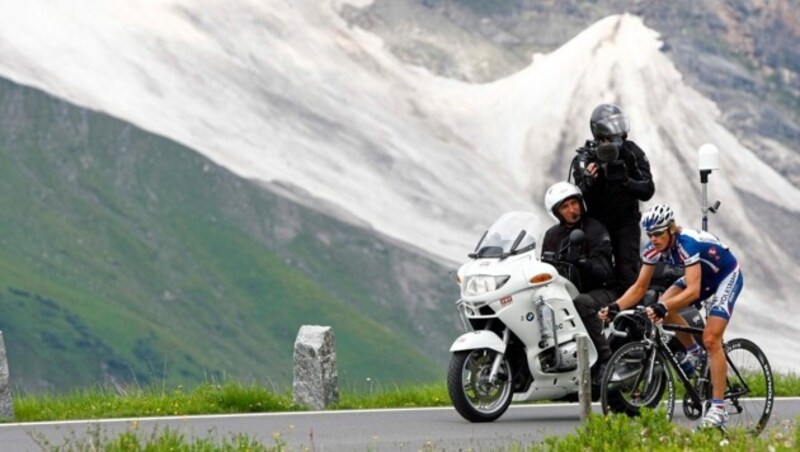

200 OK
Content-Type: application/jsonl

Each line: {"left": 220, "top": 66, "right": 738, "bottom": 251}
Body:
{"left": 474, "top": 211, "right": 538, "bottom": 259}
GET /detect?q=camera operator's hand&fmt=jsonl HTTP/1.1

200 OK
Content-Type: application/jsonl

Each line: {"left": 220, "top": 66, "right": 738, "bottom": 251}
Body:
{"left": 604, "top": 160, "right": 628, "bottom": 184}
{"left": 581, "top": 162, "right": 599, "bottom": 188}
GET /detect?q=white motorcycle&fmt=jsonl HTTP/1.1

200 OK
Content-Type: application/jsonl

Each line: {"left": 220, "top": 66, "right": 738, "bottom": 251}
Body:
{"left": 447, "top": 211, "right": 600, "bottom": 422}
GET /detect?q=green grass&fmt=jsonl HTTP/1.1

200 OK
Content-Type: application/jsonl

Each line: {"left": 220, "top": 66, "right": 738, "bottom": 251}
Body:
{"left": 14, "top": 382, "right": 301, "bottom": 422}
{"left": 537, "top": 409, "right": 799, "bottom": 451}
{"left": 333, "top": 382, "right": 451, "bottom": 409}
{"left": 772, "top": 372, "right": 800, "bottom": 397}
{"left": 13, "top": 381, "right": 458, "bottom": 422}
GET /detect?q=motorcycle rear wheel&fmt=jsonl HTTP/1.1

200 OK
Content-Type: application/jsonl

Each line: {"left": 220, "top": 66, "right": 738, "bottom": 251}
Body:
{"left": 447, "top": 349, "right": 513, "bottom": 422}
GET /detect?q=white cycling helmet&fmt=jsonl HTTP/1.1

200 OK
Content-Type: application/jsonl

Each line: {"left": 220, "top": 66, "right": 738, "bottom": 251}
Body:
{"left": 544, "top": 182, "right": 586, "bottom": 222}
{"left": 641, "top": 204, "right": 674, "bottom": 232}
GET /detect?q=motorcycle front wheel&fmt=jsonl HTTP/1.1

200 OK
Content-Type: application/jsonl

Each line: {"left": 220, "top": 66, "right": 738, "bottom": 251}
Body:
{"left": 447, "top": 349, "right": 513, "bottom": 422}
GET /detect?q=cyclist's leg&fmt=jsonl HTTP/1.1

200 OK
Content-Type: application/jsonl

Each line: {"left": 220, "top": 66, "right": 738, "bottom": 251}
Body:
{"left": 704, "top": 267, "right": 744, "bottom": 402}
{"left": 704, "top": 316, "right": 728, "bottom": 401}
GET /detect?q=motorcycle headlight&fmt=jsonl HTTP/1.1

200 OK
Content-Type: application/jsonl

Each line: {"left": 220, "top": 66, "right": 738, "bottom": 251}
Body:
{"left": 462, "top": 275, "right": 510, "bottom": 296}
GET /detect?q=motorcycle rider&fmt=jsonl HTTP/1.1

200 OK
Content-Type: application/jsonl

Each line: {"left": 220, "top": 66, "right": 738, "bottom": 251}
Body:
{"left": 599, "top": 204, "right": 744, "bottom": 430}
{"left": 571, "top": 104, "right": 655, "bottom": 294}
{"left": 541, "top": 182, "right": 617, "bottom": 378}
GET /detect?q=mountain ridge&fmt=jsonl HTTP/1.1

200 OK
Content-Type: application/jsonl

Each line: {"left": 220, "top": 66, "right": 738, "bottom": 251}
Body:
{"left": 348, "top": 0, "right": 800, "bottom": 187}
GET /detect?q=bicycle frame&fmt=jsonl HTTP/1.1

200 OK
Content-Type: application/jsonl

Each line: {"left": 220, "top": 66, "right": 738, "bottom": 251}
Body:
{"left": 604, "top": 304, "right": 774, "bottom": 434}
{"left": 615, "top": 308, "right": 753, "bottom": 416}
{"left": 659, "top": 322, "right": 707, "bottom": 409}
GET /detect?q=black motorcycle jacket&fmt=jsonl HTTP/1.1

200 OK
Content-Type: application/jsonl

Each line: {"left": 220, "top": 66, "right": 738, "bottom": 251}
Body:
{"left": 572, "top": 140, "right": 655, "bottom": 227}
{"left": 541, "top": 216, "right": 615, "bottom": 292}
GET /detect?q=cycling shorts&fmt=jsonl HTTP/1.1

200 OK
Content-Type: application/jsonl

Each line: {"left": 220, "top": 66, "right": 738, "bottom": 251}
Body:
{"left": 671, "top": 266, "right": 743, "bottom": 320}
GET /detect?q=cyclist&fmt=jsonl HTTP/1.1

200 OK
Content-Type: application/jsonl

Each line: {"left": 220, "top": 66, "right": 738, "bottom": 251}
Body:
{"left": 599, "top": 204, "right": 743, "bottom": 430}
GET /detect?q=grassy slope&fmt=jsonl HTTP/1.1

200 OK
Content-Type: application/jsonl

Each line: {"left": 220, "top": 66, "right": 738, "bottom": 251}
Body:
{"left": 0, "top": 78, "right": 459, "bottom": 392}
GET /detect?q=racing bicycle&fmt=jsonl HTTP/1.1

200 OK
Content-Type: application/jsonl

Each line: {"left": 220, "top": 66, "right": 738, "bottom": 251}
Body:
{"left": 599, "top": 306, "right": 774, "bottom": 434}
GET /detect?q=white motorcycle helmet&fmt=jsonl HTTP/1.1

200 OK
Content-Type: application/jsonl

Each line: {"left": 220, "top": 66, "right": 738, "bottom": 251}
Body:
{"left": 544, "top": 182, "right": 586, "bottom": 223}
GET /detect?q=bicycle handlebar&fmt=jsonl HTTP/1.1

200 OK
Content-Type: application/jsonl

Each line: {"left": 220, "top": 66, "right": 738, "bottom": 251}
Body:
{"left": 610, "top": 306, "right": 677, "bottom": 339}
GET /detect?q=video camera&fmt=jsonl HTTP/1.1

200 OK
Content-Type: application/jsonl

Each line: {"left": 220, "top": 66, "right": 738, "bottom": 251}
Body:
{"left": 575, "top": 139, "right": 627, "bottom": 183}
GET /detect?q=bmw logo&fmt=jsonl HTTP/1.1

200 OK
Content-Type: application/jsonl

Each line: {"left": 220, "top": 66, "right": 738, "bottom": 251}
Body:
{"left": 526, "top": 312, "right": 535, "bottom": 321}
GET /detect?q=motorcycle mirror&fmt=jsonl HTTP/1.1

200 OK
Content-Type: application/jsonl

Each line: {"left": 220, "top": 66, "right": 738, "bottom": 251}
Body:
{"left": 568, "top": 229, "right": 585, "bottom": 245}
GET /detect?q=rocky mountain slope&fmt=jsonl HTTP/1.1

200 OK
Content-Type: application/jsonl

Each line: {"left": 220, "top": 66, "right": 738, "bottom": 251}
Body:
{"left": 346, "top": 0, "right": 800, "bottom": 186}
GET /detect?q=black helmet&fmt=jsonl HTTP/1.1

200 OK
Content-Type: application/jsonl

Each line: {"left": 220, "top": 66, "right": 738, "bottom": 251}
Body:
{"left": 590, "top": 103, "right": 630, "bottom": 141}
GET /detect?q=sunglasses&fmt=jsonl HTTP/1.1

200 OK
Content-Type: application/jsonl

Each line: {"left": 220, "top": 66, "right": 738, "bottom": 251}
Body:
{"left": 647, "top": 229, "right": 668, "bottom": 238}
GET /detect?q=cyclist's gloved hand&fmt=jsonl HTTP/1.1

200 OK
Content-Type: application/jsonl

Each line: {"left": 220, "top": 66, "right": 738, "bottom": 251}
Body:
{"left": 649, "top": 302, "right": 668, "bottom": 320}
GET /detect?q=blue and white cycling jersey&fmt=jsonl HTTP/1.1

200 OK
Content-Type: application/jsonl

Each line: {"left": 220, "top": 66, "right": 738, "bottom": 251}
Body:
{"left": 642, "top": 229, "right": 739, "bottom": 301}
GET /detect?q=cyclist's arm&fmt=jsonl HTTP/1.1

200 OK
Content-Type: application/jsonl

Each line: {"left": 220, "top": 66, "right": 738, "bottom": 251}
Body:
{"left": 659, "top": 262, "right": 701, "bottom": 311}
{"left": 614, "top": 263, "right": 656, "bottom": 310}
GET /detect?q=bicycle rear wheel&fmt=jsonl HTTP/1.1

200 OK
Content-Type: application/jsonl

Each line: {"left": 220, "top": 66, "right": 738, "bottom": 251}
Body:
{"left": 600, "top": 341, "right": 675, "bottom": 418}
{"left": 723, "top": 338, "right": 774, "bottom": 434}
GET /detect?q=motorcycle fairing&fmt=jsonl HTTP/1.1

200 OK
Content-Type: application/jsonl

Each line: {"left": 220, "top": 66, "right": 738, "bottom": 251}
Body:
{"left": 449, "top": 330, "right": 505, "bottom": 353}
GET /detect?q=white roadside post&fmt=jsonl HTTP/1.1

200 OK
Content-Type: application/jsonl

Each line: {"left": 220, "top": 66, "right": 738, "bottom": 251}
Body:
{"left": 576, "top": 334, "right": 591, "bottom": 422}
{"left": 698, "top": 144, "right": 721, "bottom": 232}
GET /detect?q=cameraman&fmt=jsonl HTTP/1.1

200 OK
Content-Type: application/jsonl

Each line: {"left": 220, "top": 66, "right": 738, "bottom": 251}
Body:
{"left": 541, "top": 182, "right": 616, "bottom": 375}
{"left": 571, "top": 103, "right": 655, "bottom": 293}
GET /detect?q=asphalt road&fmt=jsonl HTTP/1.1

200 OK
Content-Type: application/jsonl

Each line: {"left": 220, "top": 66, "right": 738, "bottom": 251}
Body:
{"left": 1, "top": 399, "right": 798, "bottom": 451}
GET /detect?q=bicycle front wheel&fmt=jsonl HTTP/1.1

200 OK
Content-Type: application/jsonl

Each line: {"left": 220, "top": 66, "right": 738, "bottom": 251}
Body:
{"left": 600, "top": 341, "right": 675, "bottom": 419}
{"left": 723, "top": 338, "right": 774, "bottom": 434}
